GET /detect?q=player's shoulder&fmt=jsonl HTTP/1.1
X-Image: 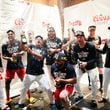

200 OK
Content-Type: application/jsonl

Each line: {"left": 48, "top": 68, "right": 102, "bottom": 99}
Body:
{"left": 55, "top": 37, "right": 62, "bottom": 42}
{"left": 73, "top": 43, "right": 79, "bottom": 49}
{"left": 66, "top": 63, "right": 74, "bottom": 70}
{"left": 2, "top": 41, "right": 8, "bottom": 47}
{"left": 86, "top": 42, "right": 95, "bottom": 49}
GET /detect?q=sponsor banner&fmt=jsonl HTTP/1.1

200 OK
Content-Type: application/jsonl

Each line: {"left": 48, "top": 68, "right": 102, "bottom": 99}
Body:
{"left": 64, "top": 0, "right": 110, "bottom": 39}
{"left": 0, "top": 0, "right": 62, "bottom": 44}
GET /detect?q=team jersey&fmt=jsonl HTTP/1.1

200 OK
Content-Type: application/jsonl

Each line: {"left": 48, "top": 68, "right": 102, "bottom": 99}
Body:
{"left": 96, "top": 39, "right": 110, "bottom": 68}
{"left": 87, "top": 36, "right": 102, "bottom": 59}
{"left": 26, "top": 44, "right": 46, "bottom": 75}
{"left": 45, "top": 37, "right": 62, "bottom": 65}
{"left": 51, "top": 62, "right": 76, "bottom": 88}
{"left": 2, "top": 40, "right": 24, "bottom": 69}
{"left": 73, "top": 42, "right": 97, "bottom": 70}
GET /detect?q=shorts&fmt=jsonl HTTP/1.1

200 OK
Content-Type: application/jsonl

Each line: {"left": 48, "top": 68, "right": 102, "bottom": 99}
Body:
{"left": 5, "top": 68, "right": 25, "bottom": 80}
{"left": 96, "top": 58, "right": 103, "bottom": 68}
{"left": 54, "top": 85, "right": 74, "bottom": 101}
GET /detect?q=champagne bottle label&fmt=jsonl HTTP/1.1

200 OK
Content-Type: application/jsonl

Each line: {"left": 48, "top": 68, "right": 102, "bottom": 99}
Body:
{"left": 21, "top": 35, "right": 27, "bottom": 44}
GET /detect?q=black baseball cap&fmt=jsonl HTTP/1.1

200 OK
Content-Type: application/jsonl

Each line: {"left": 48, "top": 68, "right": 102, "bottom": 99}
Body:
{"left": 88, "top": 25, "right": 96, "bottom": 31}
{"left": 55, "top": 52, "right": 67, "bottom": 61}
{"left": 75, "top": 31, "right": 85, "bottom": 37}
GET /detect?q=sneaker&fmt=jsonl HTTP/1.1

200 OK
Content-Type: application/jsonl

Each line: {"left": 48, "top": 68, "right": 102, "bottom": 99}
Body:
{"left": 99, "top": 88, "right": 103, "bottom": 93}
{"left": 88, "top": 85, "right": 91, "bottom": 90}
{"left": 90, "top": 100, "right": 97, "bottom": 108}
{"left": 98, "top": 98, "right": 108, "bottom": 103}
{"left": 74, "top": 96, "right": 83, "bottom": 102}
{"left": 27, "top": 97, "right": 37, "bottom": 104}
{"left": 5, "top": 99, "right": 12, "bottom": 105}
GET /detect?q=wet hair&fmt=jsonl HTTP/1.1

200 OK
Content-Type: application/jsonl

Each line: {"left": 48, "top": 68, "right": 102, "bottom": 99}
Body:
{"left": 35, "top": 35, "right": 43, "bottom": 40}
{"left": 7, "top": 30, "right": 15, "bottom": 34}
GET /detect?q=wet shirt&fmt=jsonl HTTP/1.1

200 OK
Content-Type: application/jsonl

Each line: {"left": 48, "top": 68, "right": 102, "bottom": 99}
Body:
{"left": 26, "top": 45, "right": 46, "bottom": 75}
{"left": 45, "top": 37, "right": 62, "bottom": 65}
{"left": 2, "top": 40, "right": 24, "bottom": 69}
{"left": 51, "top": 63, "right": 76, "bottom": 88}
{"left": 73, "top": 42, "right": 97, "bottom": 70}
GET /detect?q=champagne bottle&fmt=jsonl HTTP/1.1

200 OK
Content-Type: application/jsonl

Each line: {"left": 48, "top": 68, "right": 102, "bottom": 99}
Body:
{"left": 21, "top": 31, "right": 27, "bottom": 44}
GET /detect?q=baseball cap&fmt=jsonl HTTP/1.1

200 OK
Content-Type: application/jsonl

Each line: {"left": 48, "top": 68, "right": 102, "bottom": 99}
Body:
{"left": 88, "top": 25, "right": 96, "bottom": 31}
{"left": 47, "top": 27, "right": 55, "bottom": 32}
{"left": 75, "top": 31, "right": 85, "bottom": 36}
{"left": 54, "top": 52, "right": 67, "bottom": 61}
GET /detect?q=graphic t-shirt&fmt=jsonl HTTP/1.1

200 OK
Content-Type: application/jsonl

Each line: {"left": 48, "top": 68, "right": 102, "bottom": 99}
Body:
{"left": 51, "top": 63, "right": 76, "bottom": 88}
{"left": 26, "top": 44, "right": 46, "bottom": 75}
{"left": 74, "top": 42, "right": 97, "bottom": 70}
{"left": 2, "top": 40, "right": 24, "bottom": 69}
{"left": 45, "top": 37, "right": 62, "bottom": 65}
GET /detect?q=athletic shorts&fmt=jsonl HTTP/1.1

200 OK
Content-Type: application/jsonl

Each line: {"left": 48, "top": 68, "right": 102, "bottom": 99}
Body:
{"left": 5, "top": 68, "right": 25, "bottom": 80}
{"left": 96, "top": 57, "right": 103, "bottom": 68}
{"left": 54, "top": 85, "right": 74, "bottom": 101}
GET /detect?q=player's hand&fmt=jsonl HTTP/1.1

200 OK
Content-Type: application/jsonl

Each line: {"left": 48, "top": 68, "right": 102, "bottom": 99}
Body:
{"left": 48, "top": 48, "right": 55, "bottom": 55}
{"left": 79, "top": 62, "right": 87, "bottom": 68}
{"left": 12, "top": 53, "right": 18, "bottom": 57}
{"left": 55, "top": 77, "right": 62, "bottom": 83}
{"left": 22, "top": 44, "right": 30, "bottom": 52}
{"left": 95, "top": 44, "right": 100, "bottom": 49}
{"left": 9, "top": 57, "right": 16, "bottom": 62}
{"left": 61, "top": 44, "right": 68, "bottom": 50}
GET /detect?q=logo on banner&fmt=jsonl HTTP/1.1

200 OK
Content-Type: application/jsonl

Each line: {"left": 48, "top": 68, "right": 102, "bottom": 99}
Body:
{"left": 68, "top": 20, "right": 82, "bottom": 27}
{"left": 15, "top": 18, "right": 25, "bottom": 26}
{"left": 42, "top": 21, "right": 52, "bottom": 28}
{"left": 93, "top": 15, "right": 110, "bottom": 25}
{"left": 18, "top": 0, "right": 30, "bottom": 5}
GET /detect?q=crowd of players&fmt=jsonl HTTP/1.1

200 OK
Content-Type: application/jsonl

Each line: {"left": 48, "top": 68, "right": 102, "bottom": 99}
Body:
{"left": 0, "top": 25, "right": 110, "bottom": 110}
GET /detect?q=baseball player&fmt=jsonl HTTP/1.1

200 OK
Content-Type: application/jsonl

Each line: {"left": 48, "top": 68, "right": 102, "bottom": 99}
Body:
{"left": 97, "top": 27, "right": 110, "bottom": 102}
{"left": 18, "top": 36, "right": 50, "bottom": 109}
{"left": 87, "top": 25, "right": 103, "bottom": 92}
{"left": 44, "top": 27, "right": 62, "bottom": 103}
{"left": 1, "top": 30, "right": 25, "bottom": 104}
{"left": 73, "top": 31, "right": 99, "bottom": 107}
{"left": 51, "top": 52, "right": 76, "bottom": 110}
